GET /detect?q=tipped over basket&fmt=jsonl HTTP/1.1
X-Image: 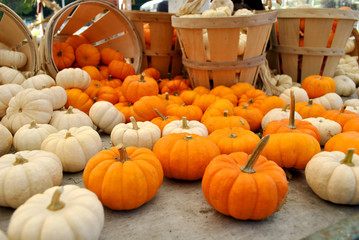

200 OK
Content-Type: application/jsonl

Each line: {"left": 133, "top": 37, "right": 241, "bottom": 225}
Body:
{"left": 171, "top": 11, "right": 277, "bottom": 89}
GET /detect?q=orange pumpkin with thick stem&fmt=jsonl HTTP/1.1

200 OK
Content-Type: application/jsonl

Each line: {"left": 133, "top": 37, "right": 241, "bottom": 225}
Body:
{"left": 234, "top": 103, "right": 263, "bottom": 132}
{"left": 203, "top": 110, "right": 250, "bottom": 134}
{"left": 322, "top": 104, "right": 359, "bottom": 128}
{"left": 100, "top": 47, "right": 124, "bottom": 65}
{"left": 166, "top": 103, "right": 203, "bottom": 121}
{"left": 121, "top": 73, "right": 159, "bottom": 103}
{"left": 153, "top": 133, "right": 220, "bottom": 180}
{"left": 75, "top": 44, "right": 101, "bottom": 67}
{"left": 202, "top": 135, "right": 288, "bottom": 220}
{"left": 65, "top": 88, "right": 94, "bottom": 114}
{"left": 83, "top": 145, "right": 163, "bottom": 210}
{"left": 324, "top": 131, "right": 359, "bottom": 155}
{"left": 52, "top": 42, "right": 75, "bottom": 70}
{"left": 301, "top": 75, "right": 336, "bottom": 99}
{"left": 108, "top": 60, "right": 136, "bottom": 80}
{"left": 65, "top": 34, "right": 89, "bottom": 50}
{"left": 151, "top": 109, "right": 180, "bottom": 132}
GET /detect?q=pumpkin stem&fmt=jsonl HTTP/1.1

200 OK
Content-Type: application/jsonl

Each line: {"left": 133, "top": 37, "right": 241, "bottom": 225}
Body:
{"left": 139, "top": 72, "right": 146, "bottom": 82}
{"left": 130, "top": 116, "right": 139, "bottom": 130}
{"left": 154, "top": 108, "right": 168, "bottom": 120}
{"left": 248, "top": 99, "right": 254, "bottom": 104}
{"left": 307, "top": 99, "right": 313, "bottom": 106}
{"left": 173, "top": 91, "right": 179, "bottom": 96}
{"left": 13, "top": 155, "right": 29, "bottom": 165}
{"left": 165, "top": 92, "right": 170, "bottom": 101}
{"left": 241, "top": 135, "right": 270, "bottom": 174}
{"left": 340, "top": 148, "right": 355, "bottom": 167}
{"left": 115, "top": 144, "right": 130, "bottom": 163}
{"left": 184, "top": 135, "right": 193, "bottom": 141}
{"left": 66, "top": 106, "right": 74, "bottom": 114}
{"left": 340, "top": 104, "right": 347, "bottom": 114}
{"left": 47, "top": 187, "right": 65, "bottom": 211}
{"left": 65, "top": 131, "right": 72, "bottom": 139}
{"left": 57, "top": 50, "right": 63, "bottom": 57}
{"left": 229, "top": 132, "right": 237, "bottom": 138}
{"left": 282, "top": 103, "right": 290, "bottom": 112}
{"left": 182, "top": 117, "right": 190, "bottom": 129}
{"left": 287, "top": 90, "right": 296, "bottom": 129}
{"left": 29, "top": 120, "right": 38, "bottom": 129}
{"left": 243, "top": 103, "right": 249, "bottom": 110}
{"left": 223, "top": 110, "right": 229, "bottom": 117}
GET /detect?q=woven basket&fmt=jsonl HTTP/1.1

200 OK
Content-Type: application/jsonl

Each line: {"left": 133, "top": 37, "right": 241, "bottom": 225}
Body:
{"left": 267, "top": 8, "right": 359, "bottom": 83}
{"left": 0, "top": 3, "right": 39, "bottom": 74}
{"left": 40, "top": 0, "right": 142, "bottom": 78}
{"left": 123, "top": 10, "right": 183, "bottom": 79}
{"left": 171, "top": 11, "right": 277, "bottom": 89}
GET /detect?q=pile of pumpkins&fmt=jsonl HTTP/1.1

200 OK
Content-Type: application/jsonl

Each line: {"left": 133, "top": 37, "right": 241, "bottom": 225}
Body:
{"left": 2, "top": 31, "right": 359, "bottom": 239}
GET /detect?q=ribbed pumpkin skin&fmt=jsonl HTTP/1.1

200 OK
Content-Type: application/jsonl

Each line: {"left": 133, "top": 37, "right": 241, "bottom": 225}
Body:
{"left": 65, "top": 88, "right": 94, "bottom": 115}
{"left": 121, "top": 74, "right": 159, "bottom": 103}
{"left": 153, "top": 133, "right": 220, "bottom": 180}
{"left": 83, "top": 146, "right": 163, "bottom": 210}
{"left": 202, "top": 152, "right": 288, "bottom": 220}
{"left": 52, "top": 42, "right": 75, "bottom": 70}
{"left": 324, "top": 131, "right": 359, "bottom": 155}
{"left": 301, "top": 75, "right": 336, "bottom": 99}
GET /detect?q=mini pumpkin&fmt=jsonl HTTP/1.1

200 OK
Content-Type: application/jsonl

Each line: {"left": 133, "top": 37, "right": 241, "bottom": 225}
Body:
{"left": 56, "top": 68, "right": 91, "bottom": 91}
{"left": 166, "top": 103, "right": 203, "bottom": 121}
{"left": 75, "top": 44, "right": 100, "bottom": 67}
{"left": 303, "top": 117, "right": 342, "bottom": 146}
{"left": 150, "top": 109, "right": 180, "bottom": 132}
{"left": 121, "top": 73, "right": 159, "bottom": 103}
{"left": 324, "top": 131, "right": 359, "bottom": 155}
{"left": 108, "top": 59, "right": 135, "bottom": 80}
{"left": 234, "top": 103, "right": 263, "bottom": 131}
{"left": 162, "top": 117, "right": 208, "bottom": 137}
{"left": 322, "top": 104, "right": 359, "bottom": 128}
{"left": 21, "top": 74, "right": 56, "bottom": 90}
{"left": 295, "top": 99, "right": 326, "bottom": 119}
{"left": 313, "top": 92, "right": 343, "bottom": 110}
{"left": 0, "top": 84, "right": 24, "bottom": 118}
{"left": 50, "top": 106, "right": 94, "bottom": 130}
{"left": 301, "top": 75, "right": 336, "bottom": 99}
{"left": 100, "top": 47, "right": 124, "bottom": 65}
{"left": 203, "top": 110, "right": 250, "bottom": 134}
{"left": 0, "top": 66, "right": 25, "bottom": 85}
{"left": 52, "top": 41, "right": 75, "bottom": 70}
{"left": 41, "top": 85, "right": 68, "bottom": 110}
{"left": 65, "top": 88, "right": 94, "bottom": 115}
{"left": 0, "top": 123, "right": 12, "bottom": 156}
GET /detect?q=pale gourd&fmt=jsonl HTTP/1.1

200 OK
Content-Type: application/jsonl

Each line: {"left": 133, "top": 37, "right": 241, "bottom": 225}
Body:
{"left": 21, "top": 74, "right": 56, "bottom": 90}
{"left": 345, "top": 105, "right": 359, "bottom": 115}
{"left": 41, "top": 126, "right": 102, "bottom": 172}
{"left": 0, "top": 84, "right": 24, "bottom": 118}
{"left": 305, "top": 149, "right": 359, "bottom": 204}
{"left": 89, "top": 101, "right": 125, "bottom": 134}
{"left": 202, "top": 7, "right": 231, "bottom": 17}
{"left": 238, "top": 33, "right": 247, "bottom": 56}
{"left": 312, "top": 92, "right": 343, "bottom": 110}
{"left": 345, "top": 38, "right": 355, "bottom": 53}
{"left": 234, "top": 8, "right": 254, "bottom": 16}
{"left": 345, "top": 98, "right": 359, "bottom": 108}
{"left": 50, "top": 106, "right": 94, "bottom": 130}
{"left": 0, "top": 66, "right": 25, "bottom": 85}
{"left": 162, "top": 117, "right": 208, "bottom": 137}
{"left": 269, "top": 74, "right": 293, "bottom": 94}
{"left": 4, "top": 88, "right": 53, "bottom": 134}
{"left": 0, "top": 150, "right": 63, "bottom": 208}
{"left": 7, "top": 185, "right": 104, "bottom": 240}
{"left": 261, "top": 105, "right": 302, "bottom": 130}
{"left": 41, "top": 85, "right": 67, "bottom": 110}
{"left": 0, "top": 49, "right": 27, "bottom": 69}
{"left": 279, "top": 86, "right": 309, "bottom": 104}
{"left": 335, "top": 55, "right": 359, "bottom": 85}
{"left": 210, "top": 0, "right": 234, "bottom": 12}
{"left": 333, "top": 75, "right": 356, "bottom": 97}
{"left": 111, "top": 116, "right": 161, "bottom": 149}
{"left": 0, "top": 123, "right": 12, "bottom": 157}
{"left": 303, "top": 117, "right": 342, "bottom": 146}
{"left": 13, "top": 121, "right": 57, "bottom": 151}
{"left": 56, "top": 68, "right": 91, "bottom": 91}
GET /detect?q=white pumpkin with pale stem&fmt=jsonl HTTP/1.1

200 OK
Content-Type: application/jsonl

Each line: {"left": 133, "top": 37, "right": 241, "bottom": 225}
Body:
{"left": 333, "top": 75, "right": 356, "bottom": 97}
{"left": 50, "top": 106, "right": 94, "bottom": 130}
{"left": 345, "top": 106, "right": 359, "bottom": 115}
{"left": 0, "top": 66, "right": 25, "bottom": 85}
{"left": 303, "top": 117, "right": 342, "bottom": 146}
{"left": 269, "top": 74, "right": 293, "bottom": 94}
{"left": 4, "top": 88, "right": 53, "bottom": 134}
{"left": 7, "top": 185, "right": 104, "bottom": 240}
{"left": 0, "top": 84, "right": 24, "bottom": 118}
{"left": 13, "top": 121, "right": 57, "bottom": 151}
{"left": 41, "top": 85, "right": 67, "bottom": 110}
{"left": 111, "top": 116, "right": 161, "bottom": 149}
{"left": 344, "top": 98, "right": 359, "bottom": 108}
{"left": 0, "top": 49, "right": 27, "bottom": 69}
{"left": 0, "top": 123, "right": 12, "bottom": 157}
{"left": 0, "top": 150, "right": 63, "bottom": 208}
{"left": 41, "top": 126, "right": 102, "bottom": 172}
{"left": 305, "top": 149, "right": 359, "bottom": 204}
{"left": 89, "top": 101, "right": 125, "bottom": 134}
{"left": 56, "top": 68, "right": 91, "bottom": 91}
{"left": 312, "top": 92, "right": 343, "bottom": 110}
{"left": 279, "top": 86, "right": 309, "bottom": 104}
{"left": 21, "top": 74, "right": 56, "bottom": 90}
{"left": 162, "top": 117, "right": 208, "bottom": 137}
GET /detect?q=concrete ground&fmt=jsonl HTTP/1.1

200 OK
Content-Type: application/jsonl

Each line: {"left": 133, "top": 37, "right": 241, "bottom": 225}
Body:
{"left": 1, "top": 134, "right": 359, "bottom": 240}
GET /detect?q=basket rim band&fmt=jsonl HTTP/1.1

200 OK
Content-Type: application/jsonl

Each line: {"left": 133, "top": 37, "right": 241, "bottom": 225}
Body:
{"left": 181, "top": 54, "right": 266, "bottom": 70}
{"left": 270, "top": 44, "right": 345, "bottom": 56}
{"left": 143, "top": 49, "right": 182, "bottom": 57}
{"left": 123, "top": 10, "right": 174, "bottom": 23}
{"left": 275, "top": 8, "right": 359, "bottom": 20}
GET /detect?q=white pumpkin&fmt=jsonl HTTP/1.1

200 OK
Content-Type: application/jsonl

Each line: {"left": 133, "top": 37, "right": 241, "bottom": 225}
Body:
{"left": 13, "top": 120, "right": 57, "bottom": 151}
{"left": 345, "top": 98, "right": 359, "bottom": 108}
{"left": 345, "top": 105, "right": 359, "bottom": 115}
{"left": 333, "top": 75, "right": 356, "bottom": 97}
{"left": 202, "top": 7, "right": 231, "bottom": 17}
{"left": 41, "top": 126, "right": 103, "bottom": 172}
{"left": 56, "top": 68, "right": 91, "bottom": 91}
{"left": 0, "top": 84, "right": 24, "bottom": 118}
{"left": 89, "top": 101, "right": 125, "bottom": 134}
{"left": 279, "top": 86, "right": 309, "bottom": 104}
{"left": 0, "top": 49, "right": 27, "bottom": 69}
{"left": 0, "top": 123, "right": 12, "bottom": 157}
{"left": 261, "top": 105, "right": 302, "bottom": 130}
{"left": 111, "top": 116, "right": 161, "bottom": 149}
{"left": 210, "top": 0, "right": 234, "bottom": 12}
{"left": 5, "top": 88, "right": 53, "bottom": 134}
{"left": 305, "top": 149, "right": 359, "bottom": 204}
{"left": 162, "top": 117, "right": 208, "bottom": 137}
{"left": 21, "top": 74, "right": 56, "bottom": 89}
{"left": 7, "top": 185, "right": 104, "bottom": 240}
{"left": 335, "top": 55, "right": 359, "bottom": 85}
{"left": 345, "top": 38, "right": 355, "bottom": 53}
{"left": 50, "top": 106, "right": 94, "bottom": 130}
{"left": 269, "top": 74, "right": 293, "bottom": 94}
{"left": 303, "top": 117, "right": 342, "bottom": 146}
{"left": 0, "top": 150, "right": 63, "bottom": 208}
{"left": 238, "top": 33, "right": 247, "bottom": 55}
{"left": 0, "top": 66, "right": 25, "bottom": 85}
{"left": 234, "top": 8, "right": 254, "bottom": 16}
{"left": 41, "top": 85, "right": 67, "bottom": 110}
{"left": 312, "top": 92, "right": 343, "bottom": 110}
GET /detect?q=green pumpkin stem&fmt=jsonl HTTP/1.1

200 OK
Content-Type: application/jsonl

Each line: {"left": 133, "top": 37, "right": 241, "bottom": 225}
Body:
{"left": 184, "top": 135, "right": 193, "bottom": 141}
{"left": 130, "top": 116, "right": 139, "bottom": 130}
{"left": 47, "top": 187, "right": 65, "bottom": 211}
{"left": 139, "top": 72, "right": 146, "bottom": 82}
{"left": 182, "top": 117, "right": 190, "bottom": 129}
{"left": 287, "top": 90, "right": 296, "bottom": 129}
{"left": 29, "top": 120, "right": 38, "bottom": 129}
{"left": 116, "top": 144, "right": 130, "bottom": 163}
{"left": 66, "top": 106, "right": 74, "bottom": 114}
{"left": 13, "top": 155, "right": 29, "bottom": 165}
{"left": 241, "top": 135, "right": 270, "bottom": 174}
{"left": 340, "top": 148, "right": 355, "bottom": 167}
{"left": 154, "top": 108, "right": 168, "bottom": 120}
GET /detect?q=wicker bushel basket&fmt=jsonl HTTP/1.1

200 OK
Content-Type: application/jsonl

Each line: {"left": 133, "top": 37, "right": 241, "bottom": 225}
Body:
{"left": 171, "top": 11, "right": 277, "bottom": 89}
{"left": 123, "top": 10, "right": 183, "bottom": 79}
{"left": 0, "top": 3, "right": 39, "bottom": 74}
{"left": 40, "top": 0, "right": 142, "bottom": 78}
{"left": 267, "top": 8, "right": 359, "bottom": 83}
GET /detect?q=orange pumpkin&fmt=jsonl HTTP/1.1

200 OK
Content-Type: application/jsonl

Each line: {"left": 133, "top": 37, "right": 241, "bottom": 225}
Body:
{"left": 83, "top": 145, "right": 163, "bottom": 210}
{"left": 130, "top": 95, "right": 167, "bottom": 121}
{"left": 343, "top": 118, "right": 359, "bottom": 132}
{"left": 237, "top": 89, "right": 267, "bottom": 109}
{"left": 202, "top": 135, "right": 288, "bottom": 220}
{"left": 65, "top": 34, "right": 89, "bottom": 50}
{"left": 158, "top": 92, "right": 184, "bottom": 106}
{"left": 301, "top": 75, "right": 336, "bottom": 99}
{"left": 179, "top": 90, "right": 198, "bottom": 105}
{"left": 99, "top": 65, "right": 109, "bottom": 79}
{"left": 166, "top": 104, "right": 203, "bottom": 121}
{"left": 82, "top": 66, "right": 103, "bottom": 80}
{"left": 114, "top": 102, "right": 132, "bottom": 123}
{"left": 121, "top": 73, "right": 159, "bottom": 103}
{"left": 203, "top": 110, "right": 250, "bottom": 134}
{"left": 143, "top": 67, "right": 161, "bottom": 81}
{"left": 210, "top": 86, "right": 238, "bottom": 106}
{"left": 108, "top": 60, "right": 136, "bottom": 80}
{"left": 100, "top": 47, "right": 124, "bottom": 65}
{"left": 75, "top": 44, "right": 101, "bottom": 67}
{"left": 151, "top": 109, "right": 180, "bottom": 132}
{"left": 52, "top": 41, "right": 75, "bottom": 70}
{"left": 100, "top": 76, "right": 123, "bottom": 88}
{"left": 153, "top": 133, "right": 220, "bottom": 180}
{"left": 192, "top": 93, "right": 220, "bottom": 112}
{"left": 95, "top": 86, "right": 119, "bottom": 104}
{"left": 230, "top": 82, "right": 255, "bottom": 99}
{"left": 85, "top": 80, "right": 103, "bottom": 99}
{"left": 160, "top": 78, "right": 191, "bottom": 96}
{"left": 295, "top": 99, "right": 326, "bottom": 119}
{"left": 322, "top": 104, "right": 359, "bottom": 128}
{"left": 324, "top": 131, "right": 359, "bottom": 155}
{"left": 256, "top": 96, "right": 286, "bottom": 115}
{"left": 65, "top": 88, "right": 94, "bottom": 114}
{"left": 193, "top": 86, "right": 210, "bottom": 95}
{"left": 234, "top": 103, "right": 263, "bottom": 132}
{"left": 201, "top": 99, "right": 235, "bottom": 122}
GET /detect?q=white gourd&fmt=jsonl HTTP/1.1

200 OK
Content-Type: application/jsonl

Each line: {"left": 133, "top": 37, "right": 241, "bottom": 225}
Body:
{"left": 56, "top": 68, "right": 91, "bottom": 91}
{"left": 261, "top": 105, "right": 302, "bottom": 130}
{"left": 238, "top": 33, "right": 247, "bottom": 55}
{"left": 0, "top": 123, "right": 12, "bottom": 157}
{"left": 312, "top": 92, "right": 343, "bottom": 110}
{"left": 210, "top": 0, "right": 234, "bottom": 12}
{"left": 162, "top": 117, "right": 208, "bottom": 137}
{"left": 345, "top": 38, "right": 355, "bottom": 53}
{"left": 344, "top": 98, "right": 359, "bottom": 108}
{"left": 0, "top": 84, "right": 24, "bottom": 118}
{"left": 0, "top": 49, "right": 27, "bottom": 69}
{"left": 303, "top": 117, "right": 342, "bottom": 146}
{"left": 234, "top": 8, "right": 254, "bottom": 16}
{"left": 41, "top": 85, "right": 67, "bottom": 110}
{"left": 21, "top": 74, "right": 56, "bottom": 89}
{"left": 0, "top": 66, "right": 26, "bottom": 85}
{"left": 269, "top": 74, "right": 293, "bottom": 94}
{"left": 279, "top": 86, "right": 309, "bottom": 104}
{"left": 50, "top": 106, "right": 94, "bottom": 130}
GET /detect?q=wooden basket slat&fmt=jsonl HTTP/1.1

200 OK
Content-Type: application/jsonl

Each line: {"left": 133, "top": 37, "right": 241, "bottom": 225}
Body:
{"left": 212, "top": 71, "right": 237, "bottom": 86}
{"left": 0, "top": 13, "right": 25, "bottom": 47}
{"left": 192, "top": 69, "right": 211, "bottom": 88}
{"left": 54, "top": 5, "right": 76, "bottom": 34}
{"left": 208, "top": 28, "right": 239, "bottom": 61}
{"left": 59, "top": 3, "right": 106, "bottom": 36}
{"left": 178, "top": 28, "right": 207, "bottom": 61}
